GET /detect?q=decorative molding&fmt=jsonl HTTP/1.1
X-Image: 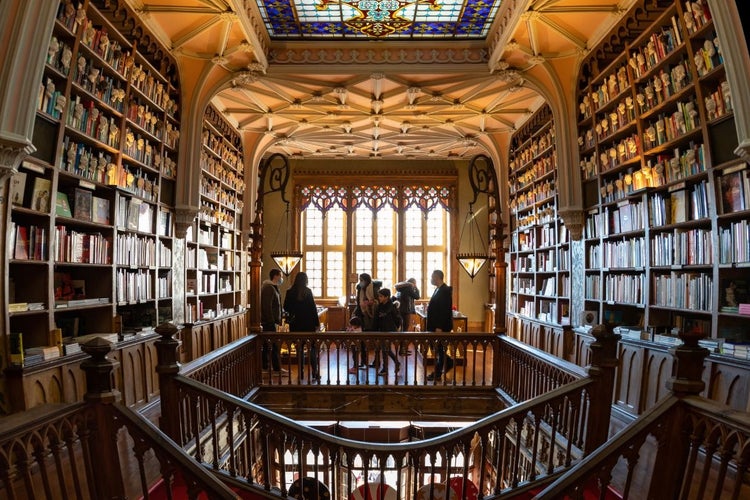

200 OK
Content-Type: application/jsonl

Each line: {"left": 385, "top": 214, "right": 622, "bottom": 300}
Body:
{"left": 558, "top": 207, "right": 585, "bottom": 241}
{"left": 174, "top": 206, "right": 198, "bottom": 238}
{"left": 293, "top": 165, "right": 458, "bottom": 178}
{"left": 268, "top": 46, "right": 488, "bottom": 65}
{"left": 0, "top": 138, "right": 34, "bottom": 181}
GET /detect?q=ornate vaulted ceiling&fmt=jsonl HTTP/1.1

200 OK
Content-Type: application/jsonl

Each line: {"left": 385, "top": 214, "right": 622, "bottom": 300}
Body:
{"left": 127, "top": 0, "right": 633, "bottom": 160}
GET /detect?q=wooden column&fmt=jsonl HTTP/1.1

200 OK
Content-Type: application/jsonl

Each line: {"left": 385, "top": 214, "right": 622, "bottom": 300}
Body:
{"left": 583, "top": 324, "right": 620, "bottom": 453}
{"left": 648, "top": 329, "right": 710, "bottom": 497}
{"left": 155, "top": 322, "right": 183, "bottom": 443}
{"left": 80, "top": 338, "right": 126, "bottom": 500}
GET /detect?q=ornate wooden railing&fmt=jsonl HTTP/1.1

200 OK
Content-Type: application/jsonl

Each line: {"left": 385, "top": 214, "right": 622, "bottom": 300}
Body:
{"left": 536, "top": 331, "right": 750, "bottom": 499}
{"left": 170, "top": 374, "right": 595, "bottom": 499}
{"left": 152, "top": 324, "right": 621, "bottom": 499}
{"left": 0, "top": 338, "right": 238, "bottom": 500}
{"left": 162, "top": 324, "right": 589, "bottom": 395}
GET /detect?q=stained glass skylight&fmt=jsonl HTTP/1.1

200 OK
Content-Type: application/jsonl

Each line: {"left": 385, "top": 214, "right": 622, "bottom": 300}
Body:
{"left": 255, "top": 0, "right": 503, "bottom": 39}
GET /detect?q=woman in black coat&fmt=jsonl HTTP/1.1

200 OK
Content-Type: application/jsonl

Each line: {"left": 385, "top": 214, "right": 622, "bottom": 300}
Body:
{"left": 283, "top": 272, "right": 320, "bottom": 380}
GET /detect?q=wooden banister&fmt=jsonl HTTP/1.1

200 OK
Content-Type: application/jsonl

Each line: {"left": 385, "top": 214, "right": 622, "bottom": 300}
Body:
{"left": 535, "top": 329, "right": 750, "bottom": 500}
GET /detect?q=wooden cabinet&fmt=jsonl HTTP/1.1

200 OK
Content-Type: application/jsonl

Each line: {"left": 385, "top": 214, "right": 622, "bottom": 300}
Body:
{"left": 576, "top": 0, "right": 750, "bottom": 351}
{"left": 507, "top": 105, "right": 570, "bottom": 328}
{"left": 5, "top": 333, "right": 159, "bottom": 412}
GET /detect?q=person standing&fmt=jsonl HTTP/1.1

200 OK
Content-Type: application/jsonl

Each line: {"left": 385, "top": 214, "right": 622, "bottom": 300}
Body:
{"left": 374, "top": 288, "right": 401, "bottom": 376}
{"left": 283, "top": 272, "right": 321, "bottom": 381}
{"left": 356, "top": 273, "right": 376, "bottom": 331}
{"left": 395, "top": 277, "right": 420, "bottom": 331}
{"left": 426, "top": 270, "right": 454, "bottom": 381}
{"left": 260, "top": 268, "right": 285, "bottom": 373}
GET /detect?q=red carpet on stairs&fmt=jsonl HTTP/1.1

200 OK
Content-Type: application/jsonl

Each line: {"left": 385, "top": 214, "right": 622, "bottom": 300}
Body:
{"left": 144, "top": 471, "right": 263, "bottom": 500}
{"left": 146, "top": 473, "right": 623, "bottom": 500}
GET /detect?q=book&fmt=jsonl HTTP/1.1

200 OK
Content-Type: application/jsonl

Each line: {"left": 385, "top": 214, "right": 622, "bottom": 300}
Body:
{"left": 137, "top": 201, "right": 152, "bottom": 233}
{"left": 73, "top": 187, "right": 93, "bottom": 221}
{"left": 31, "top": 176, "right": 51, "bottom": 212}
{"left": 9, "top": 333, "right": 24, "bottom": 365}
{"left": 670, "top": 189, "right": 688, "bottom": 224}
{"left": 56, "top": 316, "right": 80, "bottom": 338}
{"left": 56, "top": 192, "right": 72, "bottom": 217}
{"left": 126, "top": 198, "right": 141, "bottom": 231}
{"left": 54, "top": 272, "right": 75, "bottom": 301}
{"left": 48, "top": 328, "right": 63, "bottom": 354}
{"left": 13, "top": 225, "right": 29, "bottom": 259}
{"left": 720, "top": 171, "right": 746, "bottom": 214}
{"left": 10, "top": 172, "right": 27, "bottom": 206}
{"left": 92, "top": 196, "right": 110, "bottom": 224}
{"left": 71, "top": 279, "right": 86, "bottom": 299}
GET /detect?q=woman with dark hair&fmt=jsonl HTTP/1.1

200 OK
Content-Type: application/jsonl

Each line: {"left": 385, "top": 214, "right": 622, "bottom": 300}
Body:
{"left": 356, "top": 273, "right": 376, "bottom": 331}
{"left": 283, "top": 272, "right": 321, "bottom": 381}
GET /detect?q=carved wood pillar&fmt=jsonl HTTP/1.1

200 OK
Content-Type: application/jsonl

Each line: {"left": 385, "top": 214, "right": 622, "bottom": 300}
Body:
{"left": 584, "top": 324, "right": 620, "bottom": 453}
{"left": 154, "top": 322, "right": 183, "bottom": 443}
{"left": 80, "top": 337, "right": 126, "bottom": 500}
{"left": 708, "top": 0, "right": 750, "bottom": 158}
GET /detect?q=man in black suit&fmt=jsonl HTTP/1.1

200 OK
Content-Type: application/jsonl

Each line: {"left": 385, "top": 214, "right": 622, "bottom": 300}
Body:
{"left": 426, "top": 270, "right": 454, "bottom": 381}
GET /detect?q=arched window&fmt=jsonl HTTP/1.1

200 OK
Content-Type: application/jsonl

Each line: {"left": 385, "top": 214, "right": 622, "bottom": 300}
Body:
{"left": 298, "top": 183, "right": 454, "bottom": 299}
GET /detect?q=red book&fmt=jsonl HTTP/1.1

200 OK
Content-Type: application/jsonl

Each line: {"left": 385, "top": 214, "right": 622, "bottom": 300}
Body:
{"left": 14, "top": 226, "right": 29, "bottom": 260}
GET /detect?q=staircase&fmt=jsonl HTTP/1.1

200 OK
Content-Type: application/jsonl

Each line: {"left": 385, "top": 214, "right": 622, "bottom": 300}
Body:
{"left": 2, "top": 327, "right": 748, "bottom": 499}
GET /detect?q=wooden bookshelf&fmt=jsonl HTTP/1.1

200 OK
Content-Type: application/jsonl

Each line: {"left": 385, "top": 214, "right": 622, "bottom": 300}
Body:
{"left": 184, "top": 104, "right": 247, "bottom": 323}
{"left": 5, "top": 0, "right": 180, "bottom": 373}
{"left": 507, "top": 105, "right": 570, "bottom": 329}
{"left": 575, "top": 0, "right": 750, "bottom": 353}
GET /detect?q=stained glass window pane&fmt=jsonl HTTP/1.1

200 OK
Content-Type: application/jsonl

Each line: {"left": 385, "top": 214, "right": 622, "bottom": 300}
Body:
{"left": 405, "top": 208, "right": 422, "bottom": 246}
{"left": 305, "top": 209, "right": 323, "bottom": 245}
{"left": 377, "top": 209, "right": 394, "bottom": 245}
{"left": 426, "top": 209, "right": 444, "bottom": 245}
{"left": 305, "top": 251, "right": 323, "bottom": 296}
{"left": 327, "top": 208, "right": 344, "bottom": 246}
{"left": 326, "top": 251, "right": 344, "bottom": 297}
{"left": 355, "top": 252, "right": 372, "bottom": 276}
{"left": 255, "top": 0, "right": 503, "bottom": 40}
{"left": 355, "top": 208, "right": 373, "bottom": 245}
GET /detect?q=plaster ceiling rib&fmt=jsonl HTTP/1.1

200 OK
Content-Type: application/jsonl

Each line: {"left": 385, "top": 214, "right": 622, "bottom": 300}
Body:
{"left": 135, "top": 5, "right": 221, "bottom": 14}
{"left": 171, "top": 16, "right": 224, "bottom": 50}
{"left": 236, "top": 113, "right": 267, "bottom": 128}
{"left": 219, "top": 90, "right": 270, "bottom": 112}
{"left": 216, "top": 16, "right": 233, "bottom": 56}
{"left": 526, "top": 14, "right": 540, "bottom": 57}
{"left": 203, "top": 0, "right": 232, "bottom": 9}
{"left": 237, "top": 88, "right": 273, "bottom": 112}
{"left": 536, "top": 5, "right": 623, "bottom": 14}
{"left": 536, "top": 14, "right": 588, "bottom": 49}
{"left": 240, "top": 79, "right": 297, "bottom": 104}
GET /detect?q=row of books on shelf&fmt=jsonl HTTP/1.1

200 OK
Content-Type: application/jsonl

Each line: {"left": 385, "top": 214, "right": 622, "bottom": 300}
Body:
{"left": 718, "top": 165, "right": 750, "bottom": 214}
{"left": 9, "top": 328, "right": 126, "bottom": 367}
{"left": 55, "top": 297, "right": 109, "bottom": 308}
{"left": 9, "top": 302, "right": 45, "bottom": 313}
{"left": 116, "top": 196, "right": 154, "bottom": 233}
{"left": 10, "top": 172, "right": 52, "bottom": 212}
{"left": 57, "top": 188, "right": 110, "bottom": 223}
{"left": 9, "top": 223, "right": 47, "bottom": 260}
